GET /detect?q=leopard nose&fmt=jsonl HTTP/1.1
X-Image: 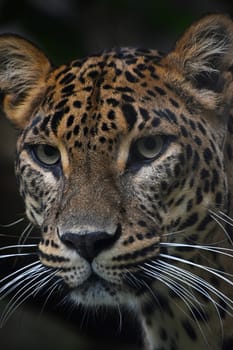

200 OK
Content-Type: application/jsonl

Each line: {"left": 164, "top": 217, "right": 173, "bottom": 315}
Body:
{"left": 61, "top": 226, "right": 121, "bottom": 262}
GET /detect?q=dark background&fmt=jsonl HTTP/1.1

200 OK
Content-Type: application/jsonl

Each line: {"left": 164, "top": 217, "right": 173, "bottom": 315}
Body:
{"left": 0, "top": 0, "right": 233, "bottom": 349}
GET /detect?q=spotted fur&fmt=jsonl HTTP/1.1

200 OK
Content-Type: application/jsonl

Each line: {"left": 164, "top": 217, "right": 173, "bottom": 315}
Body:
{"left": 1, "top": 14, "right": 233, "bottom": 350}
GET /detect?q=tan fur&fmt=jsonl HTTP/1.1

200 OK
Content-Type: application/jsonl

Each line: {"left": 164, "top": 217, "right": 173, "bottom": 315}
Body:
{"left": 0, "top": 35, "right": 51, "bottom": 128}
{"left": 161, "top": 14, "right": 233, "bottom": 112}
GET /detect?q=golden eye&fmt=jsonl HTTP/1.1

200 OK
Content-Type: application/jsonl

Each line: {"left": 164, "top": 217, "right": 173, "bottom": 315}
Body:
{"left": 135, "top": 135, "right": 164, "bottom": 159}
{"left": 32, "top": 145, "right": 60, "bottom": 166}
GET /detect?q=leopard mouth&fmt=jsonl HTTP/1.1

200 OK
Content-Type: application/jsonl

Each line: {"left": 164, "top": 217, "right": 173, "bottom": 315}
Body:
{"left": 68, "top": 264, "right": 153, "bottom": 306}
{"left": 80, "top": 273, "right": 113, "bottom": 288}
{"left": 69, "top": 272, "right": 123, "bottom": 306}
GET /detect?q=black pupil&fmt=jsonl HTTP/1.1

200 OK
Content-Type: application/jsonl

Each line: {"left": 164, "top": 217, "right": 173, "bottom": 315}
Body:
{"left": 142, "top": 137, "right": 157, "bottom": 150}
{"left": 44, "top": 145, "right": 57, "bottom": 157}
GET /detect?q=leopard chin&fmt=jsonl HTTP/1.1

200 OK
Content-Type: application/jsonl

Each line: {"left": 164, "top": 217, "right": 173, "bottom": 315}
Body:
{"left": 69, "top": 274, "right": 137, "bottom": 308}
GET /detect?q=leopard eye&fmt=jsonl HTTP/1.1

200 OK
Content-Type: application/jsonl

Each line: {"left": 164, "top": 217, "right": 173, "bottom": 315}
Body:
{"left": 127, "top": 135, "right": 169, "bottom": 171}
{"left": 31, "top": 144, "right": 60, "bottom": 166}
{"left": 134, "top": 135, "right": 164, "bottom": 160}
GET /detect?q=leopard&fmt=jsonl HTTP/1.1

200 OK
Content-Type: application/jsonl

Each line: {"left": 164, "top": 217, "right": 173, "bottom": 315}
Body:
{"left": 1, "top": 13, "right": 233, "bottom": 350}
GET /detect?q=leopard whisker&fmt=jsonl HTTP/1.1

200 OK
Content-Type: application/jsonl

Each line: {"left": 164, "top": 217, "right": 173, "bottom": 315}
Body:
{"left": 0, "top": 244, "right": 37, "bottom": 251}
{"left": 156, "top": 261, "right": 219, "bottom": 311}
{"left": 215, "top": 209, "right": 233, "bottom": 226}
{"left": 122, "top": 273, "right": 138, "bottom": 289}
{"left": 160, "top": 242, "right": 233, "bottom": 278}
{"left": 123, "top": 269, "right": 144, "bottom": 289}
{"left": 158, "top": 255, "right": 233, "bottom": 315}
{"left": 18, "top": 222, "right": 34, "bottom": 248}
{"left": 140, "top": 279, "right": 161, "bottom": 306}
{"left": 79, "top": 303, "right": 91, "bottom": 331}
{"left": 0, "top": 266, "right": 51, "bottom": 326}
{"left": 159, "top": 253, "right": 233, "bottom": 289}
{"left": 141, "top": 264, "right": 204, "bottom": 311}
{"left": 0, "top": 233, "right": 39, "bottom": 239}
{"left": 0, "top": 241, "right": 37, "bottom": 258}
{"left": 157, "top": 263, "right": 222, "bottom": 344}
{"left": 0, "top": 260, "right": 40, "bottom": 287}
{"left": 163, "top": 229, "right": 186, "bottom": 237}
{"left": 208, "top": 209, "right": 233, "bottom": 245}
{"left": 155, "top": 260, "right": 225, "bottom": 338}
{"left": 32, "top": 269, "right": 60, "bottom": 297}
{"left": 141, "top": 260, "right": 224, "bottom": 343}
{"left": 116, "top": 302, "right": 123, "bottom": 334}
{"left": 160, "top": 242, "right": 233, "bottom": 260}
{"left": 0, "top": 263, "right": 44, "bottom": 299}
{"left": 39, "top": 278, "right": 62, "bottom": 316}
{"left": 140, "top": 263, "right": 212, "bottom": 344}
{"left": 0, "top": 253, "right": 38, "bottom": 259}
{"left": 0, "top": 217, "right": 24, "bottom": 228}
{"left": 219, "top": 211, "right": 233, "bottom": 225}
{"left": 160, "top": 273, "right": 211, "bottom": 342}
{"left": 1, "top": 273, "right": 46, "bottom": 326}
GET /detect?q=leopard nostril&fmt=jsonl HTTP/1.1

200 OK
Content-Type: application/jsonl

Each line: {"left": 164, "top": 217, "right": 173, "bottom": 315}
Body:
{"left": 61, "top": 225, "right": 121, "bottom": 262}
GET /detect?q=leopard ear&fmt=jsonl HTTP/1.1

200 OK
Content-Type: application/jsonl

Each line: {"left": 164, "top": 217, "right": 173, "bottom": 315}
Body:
{"left": 161, "top": 14, "right": 233, "bottom": 105}
{"left": 0, "top": 34, "right": 52, "bottom": 128}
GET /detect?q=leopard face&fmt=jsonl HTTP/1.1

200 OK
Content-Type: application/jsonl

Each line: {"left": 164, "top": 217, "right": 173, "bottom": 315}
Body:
{"left": 16, "top": 47, "right": 226, "bottom": 306}
{"left": 1, "top": 14, "right": 233, "bottom": 350}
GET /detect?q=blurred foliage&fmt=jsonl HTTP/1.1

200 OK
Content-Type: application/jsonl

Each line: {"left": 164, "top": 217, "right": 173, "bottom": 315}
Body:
{"left": 0, "top": 0, "right": 232, "bottom": 64}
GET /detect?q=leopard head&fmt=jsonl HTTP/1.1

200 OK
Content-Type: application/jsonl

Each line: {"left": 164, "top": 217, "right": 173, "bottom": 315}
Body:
{"left": 1, "top": 15, "right": 233, "bottom": 318}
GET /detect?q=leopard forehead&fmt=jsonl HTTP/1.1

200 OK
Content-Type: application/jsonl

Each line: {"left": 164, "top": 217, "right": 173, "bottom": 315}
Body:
{"left": 26, "top": 48, "right": 183, "bottom": 152}
{"left": 20, "top": 46, "right": 223, "bottom": 217}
